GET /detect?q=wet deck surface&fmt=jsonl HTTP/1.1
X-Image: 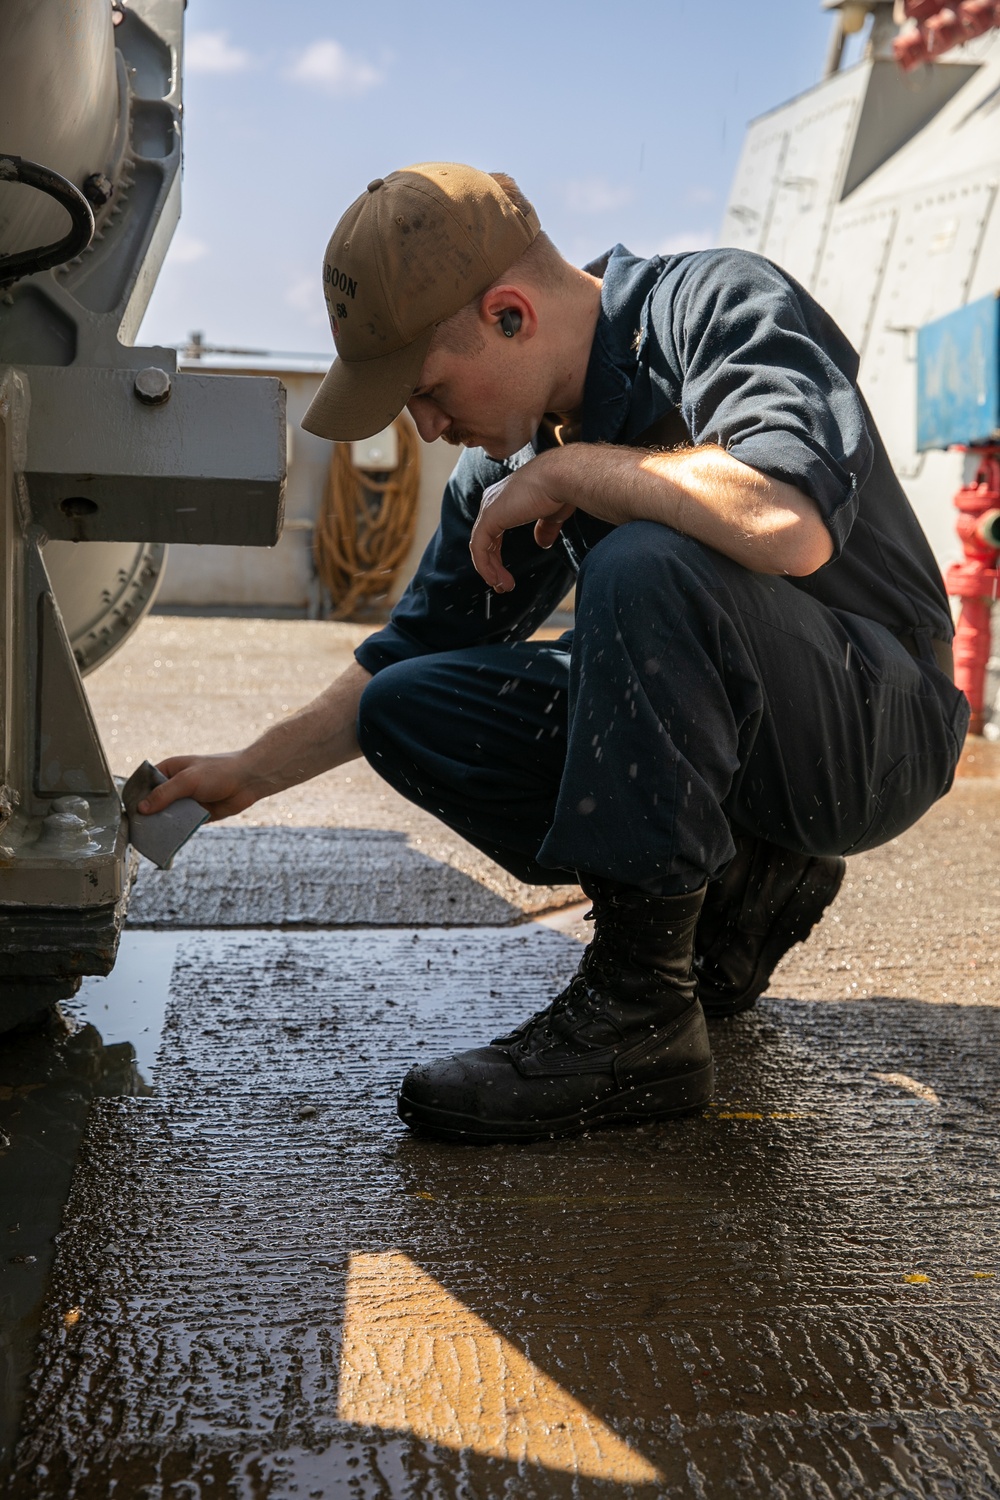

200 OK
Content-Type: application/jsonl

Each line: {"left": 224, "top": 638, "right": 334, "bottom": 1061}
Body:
{"left": 3, "top": 923, "right": 999, "bottom": 1497}
{"left": 1, "top": 619, "right": 998, "bottom": 1497}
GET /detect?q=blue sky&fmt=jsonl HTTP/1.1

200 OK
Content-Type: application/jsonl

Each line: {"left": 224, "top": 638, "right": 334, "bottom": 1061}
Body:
{"left": 139, "top": 0, "right": 846, "bottom": 360}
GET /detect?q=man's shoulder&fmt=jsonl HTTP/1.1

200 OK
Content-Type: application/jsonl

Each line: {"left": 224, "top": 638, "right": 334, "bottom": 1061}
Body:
{"left": 602, "top": 244, "right": 806, "bottom": 349}
{"left": 636, "top": 246, "right": 839, "bottom": 357}
{"left": 604, "top": 242, "right": 791, "bottom": 288}
{"left": 650, "top": 246, "right": 801, "bottom": 306}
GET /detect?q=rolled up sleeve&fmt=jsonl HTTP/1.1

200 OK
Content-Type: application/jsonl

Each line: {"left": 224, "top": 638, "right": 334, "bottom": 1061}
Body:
{"left": 656, "top": 251, "right": 874, "bottom": 560}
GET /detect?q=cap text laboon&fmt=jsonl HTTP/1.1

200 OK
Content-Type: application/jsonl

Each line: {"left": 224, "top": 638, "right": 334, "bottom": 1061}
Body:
{"left": 325, "top": 265, "right": 358, "bottom": 299}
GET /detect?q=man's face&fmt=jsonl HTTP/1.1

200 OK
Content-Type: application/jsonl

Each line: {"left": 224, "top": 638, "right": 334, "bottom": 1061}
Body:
{"left": 405, "top": 341, "right": 544, "bottom": 461}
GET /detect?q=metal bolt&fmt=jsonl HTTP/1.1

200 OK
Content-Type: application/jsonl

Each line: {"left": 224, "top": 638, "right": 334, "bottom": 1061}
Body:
{"left": 83, "top": 172, "right": 114, "bottom": 207}
{"left": 134, "top": 367, "right": 172, "bottom": 406}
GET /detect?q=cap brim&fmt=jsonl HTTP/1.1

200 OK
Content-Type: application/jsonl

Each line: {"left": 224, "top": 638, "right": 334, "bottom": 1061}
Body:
{"left": 300, "top": 326, "right": 434, "bottom": 441}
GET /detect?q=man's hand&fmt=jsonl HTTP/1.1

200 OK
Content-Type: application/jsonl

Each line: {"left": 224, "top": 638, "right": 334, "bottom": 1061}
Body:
{"left": 136, "top": 751, "right": 263, "bottom": 822}
{"left": 470, "top": 454, "right": 579, "bottom": 592}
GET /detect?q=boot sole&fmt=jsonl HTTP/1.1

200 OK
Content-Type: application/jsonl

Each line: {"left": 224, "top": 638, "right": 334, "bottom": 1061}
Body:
{"left": 397, "top": 1060, "right": 715, "bottom": 1144}
{"left": 698, "top": 856, "right": 846, "bottom": 1019}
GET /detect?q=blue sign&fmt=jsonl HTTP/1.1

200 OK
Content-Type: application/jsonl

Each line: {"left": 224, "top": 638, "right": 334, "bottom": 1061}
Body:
{"left": 916, "top": 292, "right": 999, "bottom": 451}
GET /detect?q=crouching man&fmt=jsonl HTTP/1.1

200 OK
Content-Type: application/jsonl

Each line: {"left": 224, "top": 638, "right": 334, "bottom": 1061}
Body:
{"left": 141, "top": 163, "right": 968, "bottom": 1142}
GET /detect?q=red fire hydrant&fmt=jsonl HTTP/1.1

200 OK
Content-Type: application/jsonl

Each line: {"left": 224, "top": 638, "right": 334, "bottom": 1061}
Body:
{"left": 945, "top": 447, "right": 1000, "bottom": 735}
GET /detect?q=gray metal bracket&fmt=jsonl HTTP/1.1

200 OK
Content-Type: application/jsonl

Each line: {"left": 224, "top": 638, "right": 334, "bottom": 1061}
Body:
{"left": 0, "top": 0, "right": 287, "bottom": 1025}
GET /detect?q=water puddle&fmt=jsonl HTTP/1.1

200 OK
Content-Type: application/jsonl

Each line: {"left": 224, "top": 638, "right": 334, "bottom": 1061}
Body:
{"left": 63, "top": 929, "right": 180, "bottom": 1084}
{"left": 0, "top": 931, "right": 179, "bottom": 1475}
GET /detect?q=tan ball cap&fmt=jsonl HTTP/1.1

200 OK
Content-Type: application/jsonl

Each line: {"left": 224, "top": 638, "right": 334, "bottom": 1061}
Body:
{"left": 301, "top": 163, "right": 540, "bottom": 442}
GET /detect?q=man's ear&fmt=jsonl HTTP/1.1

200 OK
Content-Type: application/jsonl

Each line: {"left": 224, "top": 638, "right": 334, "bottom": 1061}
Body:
{"left": 479, "top": 284, "right": 538, "bottom": 339}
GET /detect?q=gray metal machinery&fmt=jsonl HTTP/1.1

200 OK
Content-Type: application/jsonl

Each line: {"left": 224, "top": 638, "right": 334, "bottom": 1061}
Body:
{"left": 0, "top": 0, "right": 286, "bottom": 1027}
{"left": 720, "top": 1, "right": 1000, "bottom": 574}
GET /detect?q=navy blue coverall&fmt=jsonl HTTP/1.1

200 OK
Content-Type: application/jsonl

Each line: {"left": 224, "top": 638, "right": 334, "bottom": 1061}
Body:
{"left": 354, "top": 247, "right": 969, "bottom": 895}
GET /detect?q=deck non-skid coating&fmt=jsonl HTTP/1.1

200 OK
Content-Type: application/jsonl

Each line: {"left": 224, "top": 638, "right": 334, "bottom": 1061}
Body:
{"left": 126, "top": 827, "right": 573, "bottom": 928}
{"left": 6, "top": 927, "right": 999, "bottom": 1498}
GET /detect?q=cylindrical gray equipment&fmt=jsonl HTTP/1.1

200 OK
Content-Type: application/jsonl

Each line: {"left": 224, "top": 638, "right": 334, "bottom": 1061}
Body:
{"left": 0, "top": 0, "right": 123, "bottom": 258}
{"left": 1, "top": 0, "right": 166, "bottom": 670}
{"left": 43, "top": 540, "right": 167, "bottom": 675}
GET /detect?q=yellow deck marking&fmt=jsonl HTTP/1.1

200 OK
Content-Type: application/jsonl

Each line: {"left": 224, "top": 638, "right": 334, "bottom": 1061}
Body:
{"left": 873, "top": 1072, "right": 941, "bottom": 1104}
{"left": 337, "top": 1251, "right": 661, "bottom": 1482}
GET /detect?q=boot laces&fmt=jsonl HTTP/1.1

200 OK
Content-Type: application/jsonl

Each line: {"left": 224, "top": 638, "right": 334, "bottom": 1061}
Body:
{"left": 491, "top": 897, "right": 667, "bottom": 1053}
{"left": 493, "top": 972, "right": 601, "bottom": 1051}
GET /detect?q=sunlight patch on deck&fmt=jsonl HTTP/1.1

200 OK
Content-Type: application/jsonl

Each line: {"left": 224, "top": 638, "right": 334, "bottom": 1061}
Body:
{"left": 337, "top": 1250, "right": 661, "bottom": 1482}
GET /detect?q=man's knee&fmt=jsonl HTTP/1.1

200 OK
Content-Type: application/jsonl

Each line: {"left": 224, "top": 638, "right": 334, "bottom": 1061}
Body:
{"left": 358, "top": 653, "right": 488, "bottom": 773}
{"left": 575, "top": 524, "right": 731, "bottom": 652}
{"left": 357, "top": 661, "right": 421, "bottom": 762}
{"left": 577, "top": 521, "right": 719, "bottom": 603}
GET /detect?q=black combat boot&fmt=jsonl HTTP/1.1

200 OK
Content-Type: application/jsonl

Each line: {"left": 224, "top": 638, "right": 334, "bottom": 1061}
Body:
{"left": 695, "top": 831, "right": 845, "bottom": 1017}
{"left": 397, "top": 881, "right": 714, "bottom": 1143}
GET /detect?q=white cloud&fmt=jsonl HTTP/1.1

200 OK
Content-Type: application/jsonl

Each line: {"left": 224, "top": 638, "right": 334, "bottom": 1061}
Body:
{"left": 560, "top": 177, "right": 634, "bottom": 216}
{"left": 658, "top": 227, "right": 716, "bottom": 255}
{"left": 185, "top": 30, "right": 253, "bottom": 73}
{"left": 286, "top": 39, "right": 384, "bottom": 97}
{"left": 285, "top": 272, "right": 329, "bottom": 329}
{"left": 168, "top": 232, "right": 209, "bottom": 265}
{"left": 624, "top": 226, "right": 717, "bottom": 261}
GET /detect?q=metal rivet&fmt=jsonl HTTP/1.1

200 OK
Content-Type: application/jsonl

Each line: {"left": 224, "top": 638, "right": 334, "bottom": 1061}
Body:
{"left": 134, "top": 367, "right": 172, "bottom": 406}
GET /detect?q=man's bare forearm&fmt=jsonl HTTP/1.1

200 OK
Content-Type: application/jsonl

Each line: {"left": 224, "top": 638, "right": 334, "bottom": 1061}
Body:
{"left": 241, "top": 660, "right": 372, "bottom": 798}
{"left": 470, "top": 441, "right": 835, "bottom": 594}
{"left": 141, "top": 661, "right": 373, "bottom": 821}
{"left": 555, "top": 444, "right": 834, "bottom": 576}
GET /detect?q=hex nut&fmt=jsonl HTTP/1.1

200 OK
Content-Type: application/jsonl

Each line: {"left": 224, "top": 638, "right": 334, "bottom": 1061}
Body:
{"left": 83, "top": 172, "right": 114, "bottom": 207}
{"left": 134, "top": 367, "right": 172, "bottom": 406}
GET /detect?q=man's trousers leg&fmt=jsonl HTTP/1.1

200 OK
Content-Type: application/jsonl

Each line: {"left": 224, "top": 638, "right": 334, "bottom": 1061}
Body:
{"left": 358, "top": 636, "right": 576, "bottom": 885}
{"left": 357, "top": 523, "right": 968, "bottom": 891}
